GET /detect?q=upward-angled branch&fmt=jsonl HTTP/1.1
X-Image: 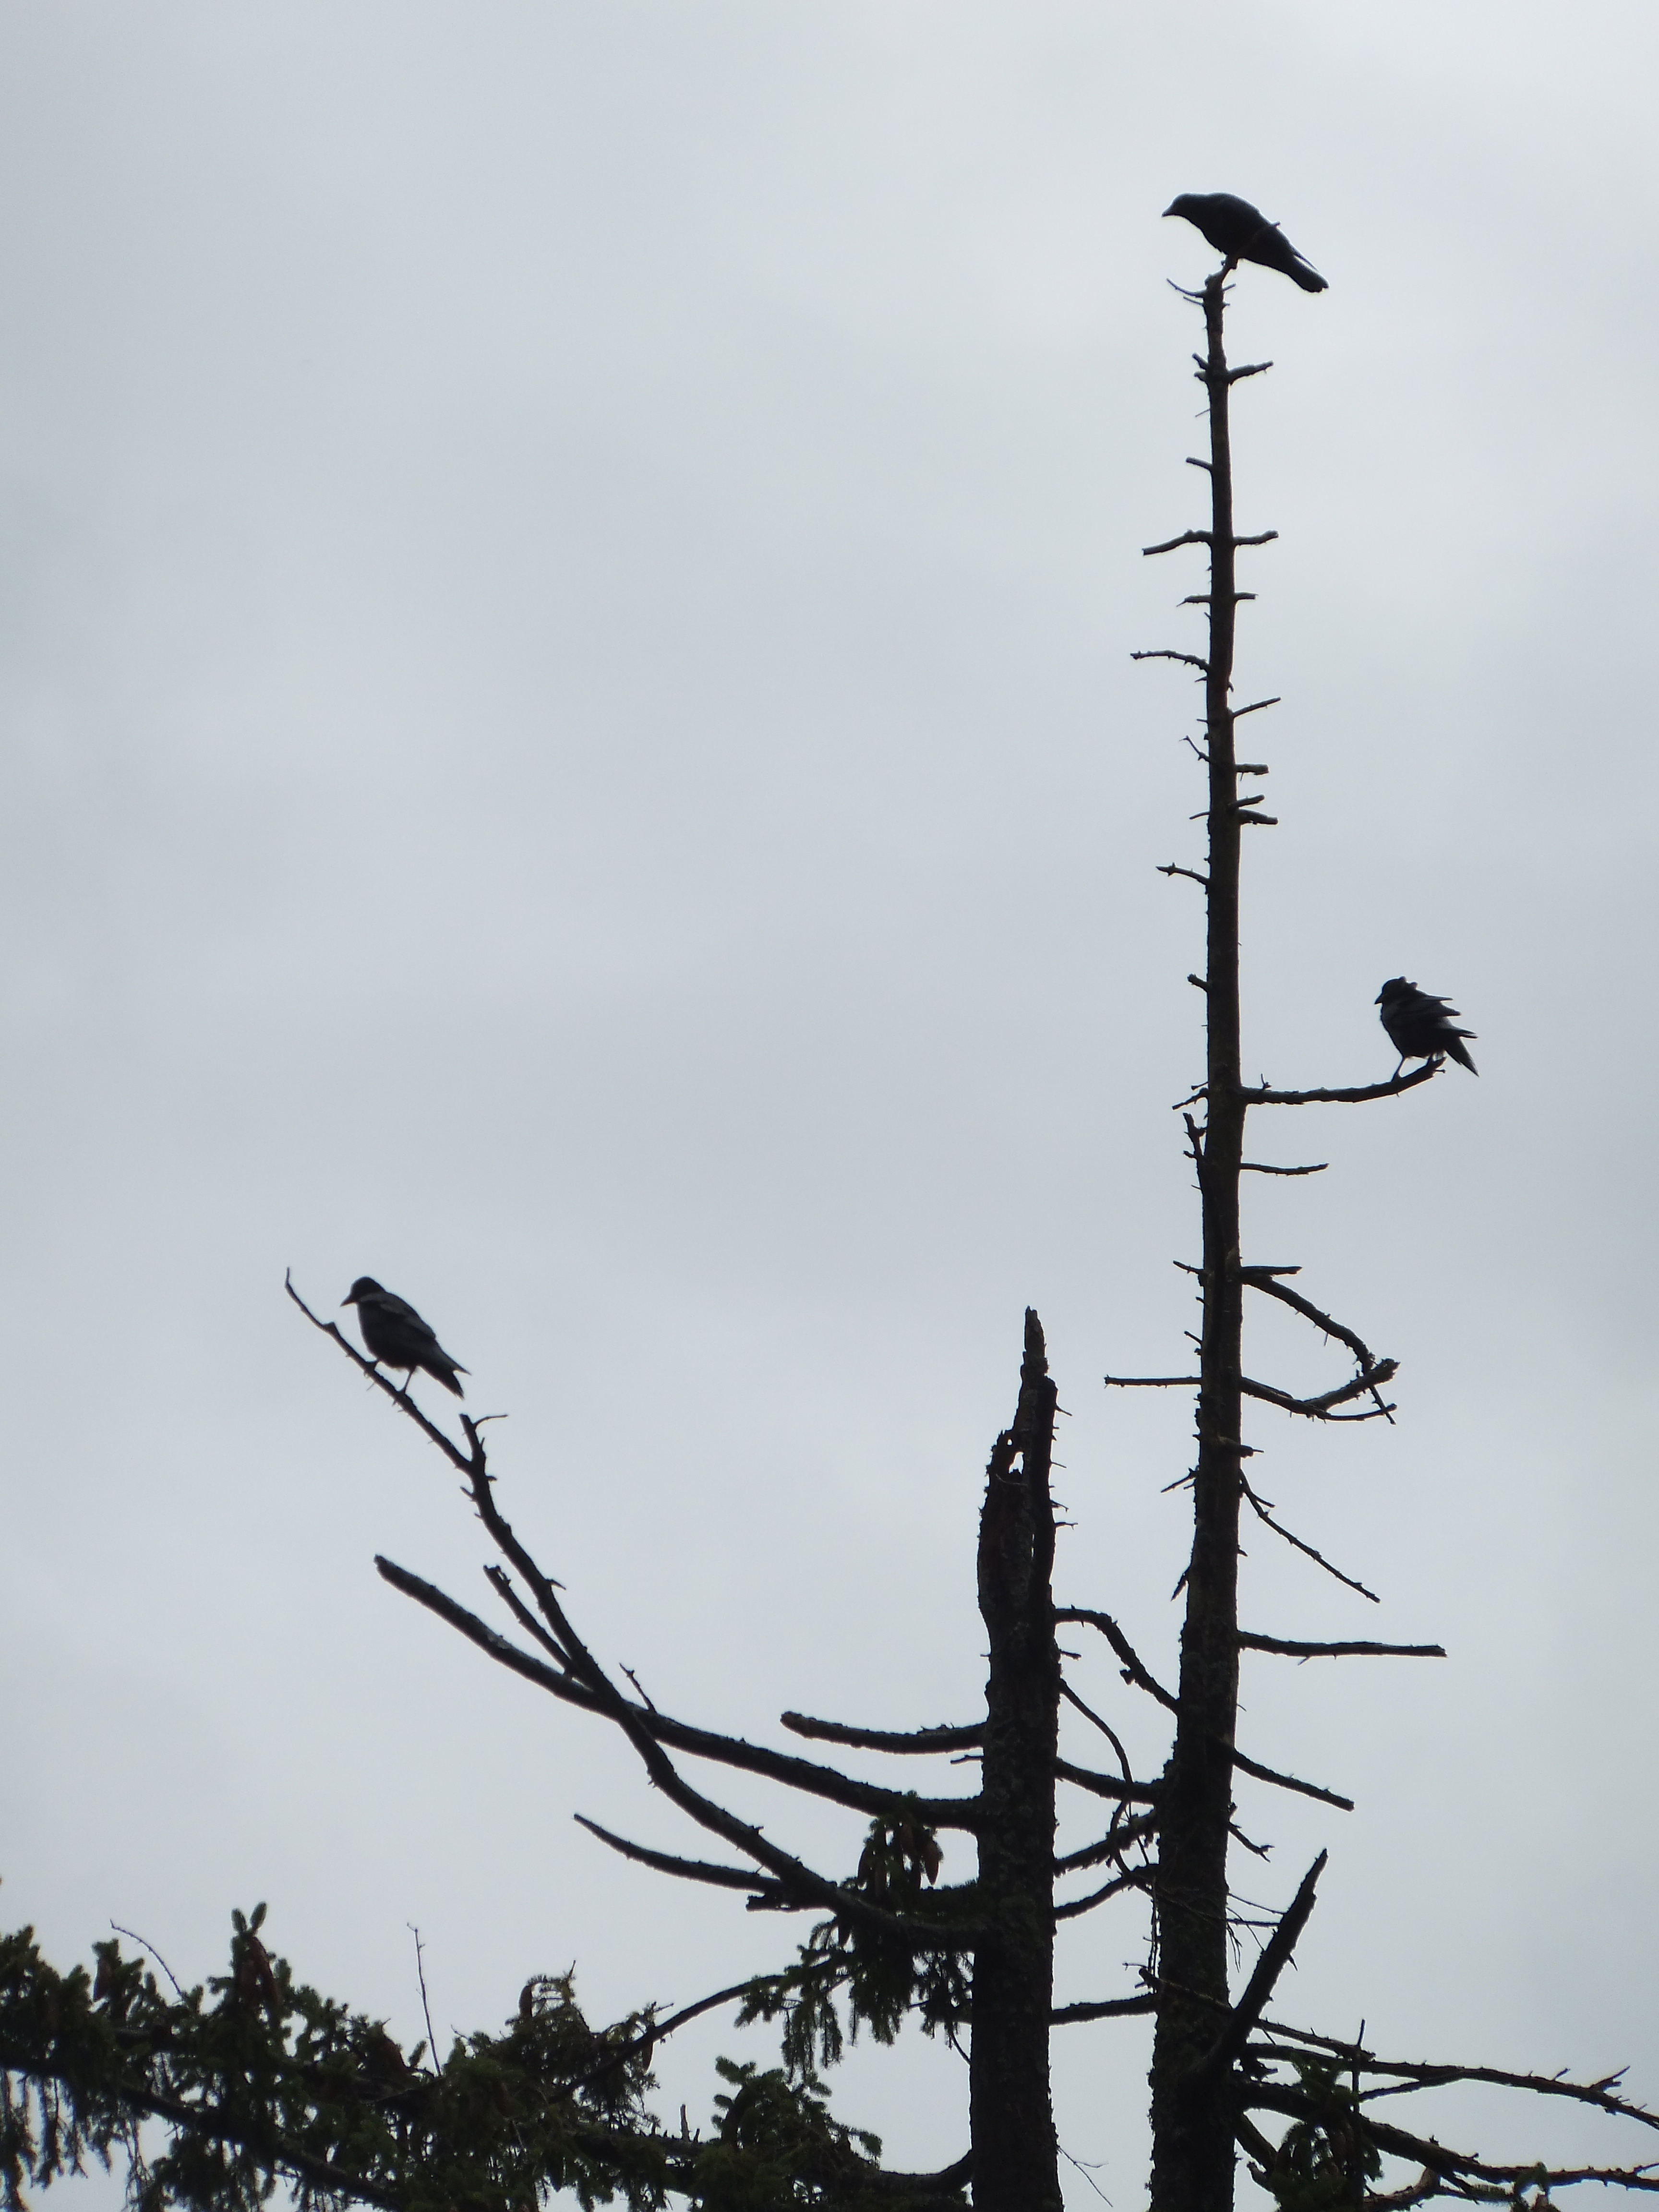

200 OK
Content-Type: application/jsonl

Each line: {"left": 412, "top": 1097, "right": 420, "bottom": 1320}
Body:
{"left": 289, "top": 1283, "right": 984, "bottom": 1950}
{"left": 1240, "top": 1365, "right": 1397, "bottom": 1421}
{"left": 374, "top": 1554, "right": 982, "bottom": 1831}
{"left": 1188, "top": 1851, "right": 1326, "bottom": 2087}
{"left": 571, "top": 1816, "right": 788, "bottom": 1902}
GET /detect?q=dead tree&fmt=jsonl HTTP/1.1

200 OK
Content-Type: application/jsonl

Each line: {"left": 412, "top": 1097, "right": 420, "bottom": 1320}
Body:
{"left": 5, "top": 236, "right": 1659, "bottom": 2212}
{"left": 1120, "top": 258, "right": 1654, "bottom": 2210}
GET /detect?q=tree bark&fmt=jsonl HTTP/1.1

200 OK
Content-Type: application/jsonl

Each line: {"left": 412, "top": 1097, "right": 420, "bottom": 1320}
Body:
{"left": 1149, "top": 270, "right": 1246, "bottom": 2212}
{"left": 971, "top": 1308, "right": 1062, "bottom": 2212}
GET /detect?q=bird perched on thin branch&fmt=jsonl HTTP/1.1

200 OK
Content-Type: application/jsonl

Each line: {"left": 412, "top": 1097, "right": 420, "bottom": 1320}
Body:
{"left": 1163, "top": 193, "right": 1328, "bottom": 293}
{"left": 1376, "top": 979, "right": 1478, "bottom": 1076}
{"left": 343, "top": 1277, "right": 469, "bottom": 1396}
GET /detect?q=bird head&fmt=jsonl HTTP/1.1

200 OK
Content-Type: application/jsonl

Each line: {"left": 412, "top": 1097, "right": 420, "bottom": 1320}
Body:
{"left": 343, "top": 1277, "right": 384, "bottom": 1307}
{"left": 1375, "top": 978, "right": 1410, "bottom": 1007}
{"left": 1163, "top": 195, "right": 1199, "bottom": 221}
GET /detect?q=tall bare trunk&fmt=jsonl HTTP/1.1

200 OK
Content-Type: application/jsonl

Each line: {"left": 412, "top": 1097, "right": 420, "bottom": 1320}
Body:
{"left": 1149, "top": 270, "right": 1246, "bottom": 2212}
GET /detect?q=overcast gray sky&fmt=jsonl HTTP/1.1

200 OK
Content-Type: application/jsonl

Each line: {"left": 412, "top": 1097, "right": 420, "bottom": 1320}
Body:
{"left": 5, "top": 3, "right": 1658, "bottom": 2203}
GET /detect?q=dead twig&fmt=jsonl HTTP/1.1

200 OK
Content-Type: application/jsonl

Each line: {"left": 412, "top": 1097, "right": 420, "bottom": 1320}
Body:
{"left": 1240, "top": 1477, "right": 1381, "bottom": 1605}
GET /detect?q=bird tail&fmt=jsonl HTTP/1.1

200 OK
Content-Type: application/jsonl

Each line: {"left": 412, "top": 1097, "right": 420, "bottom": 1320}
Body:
{"left": 434, "top": 1363, "right": 468, "bottom": 1398}
{"left": 1445, "top": 1034, "right": 1478, "bottom": 1075}
{"left": 1290, "top": 262, "right": 1328, "bottom": 293}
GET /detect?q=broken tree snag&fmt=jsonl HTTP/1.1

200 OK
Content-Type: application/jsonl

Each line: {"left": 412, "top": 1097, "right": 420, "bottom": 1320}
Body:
{"left": 971, "top": 1309, "right": 1063, "bottom": 2212}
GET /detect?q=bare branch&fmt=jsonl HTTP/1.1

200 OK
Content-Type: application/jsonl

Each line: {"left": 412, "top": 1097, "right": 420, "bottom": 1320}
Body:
{"left": 485, "top": 1563, "right": 575, "bottom": 1669}
{"left": 1245, "top": 2083, "right": 1659, "bottom": 2197}
{"left": 1054, "top": 1812, "right": 1159, "bottom": 1875}
{"left": 1054, "top": 1867, "right": 1156, "bottom": 1922}
{"left": 781, "top": 1712, "right": 984, "bottom": 1754}
{"left": 1056, "top": 1607, "right": 1178, "bottom": 1712}
{"left": 1133, "top": 648, "right": 1210, "bottom": 673}
{"left": 1058, "top": 1679, "right": 1133, "bottom": 1773}
{"left": 1158, "top": 864, "right": 1210, "bottom": 890}
{"left": 1103, "top": 1372, "right": 1201, "bottom": 1389}
{"left": 1252, "top": 2032, "right": 1659, "bottom": 2136}
{"left": 1241, "top": 1363, "right": 1398, "bottom": 1421}
{"left": 1055, "top": 1758, "right": 1161, "bottom": 1806}
{"left": 573, "top": 1815, "right": 787, "bottom": 1902}
{"left": 1240, "top": 1161, "right": 1328, "bottom": 1176}
{"left": 570, "top": 1975, "right": 764, "bottom": 2094}
{"left": 1143, "top": 529, "right": 1212, "bottom": 556}
{"left": 1239, "top": 1632, "right": 1445, "bottom": 1661}
{"left": 376, "top": 1555, "right": 983, "bottom": 1831}
{"left": 1241, "top": 1476, "right": 1382, "bottom": 1604}
{"left": 1187, "top": 1852, "right": 1326, "bottom": 2086}
{"left": 1239, "top": 1267, "right": 1389, "bottom": 1379}
{"left": 863, "top": 2150, "right": 976, "bottom": 2202}
{"left": 1228, "top": 1750, "right": 1352, "bottom": 1813}
{"left": 1239, "top": 1063, "right": 1441, "bottom": 1106}
{"left": 1052, "top": 1994, "right": 1158, "bottom": 2024}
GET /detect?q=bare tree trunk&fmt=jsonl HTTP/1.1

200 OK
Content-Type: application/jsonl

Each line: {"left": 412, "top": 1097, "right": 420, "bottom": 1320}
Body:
{"left": 1149, "top": 269, "right": 1246, "bottom": 2212}
{"left": 971, "top": 1308, "right": 1062, "bottom": 2212}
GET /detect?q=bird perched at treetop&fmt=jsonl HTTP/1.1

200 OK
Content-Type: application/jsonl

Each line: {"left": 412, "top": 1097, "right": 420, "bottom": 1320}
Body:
{"left": 1376, "top": 979, "right": 1478, "bottom": 1076}
{"left": 1163, "top": 193, "right": 1328, "bottom": 293}
{"left": 342, "top": 1277, "right": 469, "bottom": 1397}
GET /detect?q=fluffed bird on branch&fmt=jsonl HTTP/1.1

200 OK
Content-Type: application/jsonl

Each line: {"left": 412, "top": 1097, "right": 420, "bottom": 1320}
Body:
{"left": 1376, "top": 979, "right": 1478, "bottom": 1077}
{"left": 343, "top": 1277, "right": 469, "bottom": 1397}
{"left": 1163, "top": 193, "right": 1328, "bottom": 293}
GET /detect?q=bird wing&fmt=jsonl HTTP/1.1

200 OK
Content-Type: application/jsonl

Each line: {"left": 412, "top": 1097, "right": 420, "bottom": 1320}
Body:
{"left": 1203, "top": 193, "right": 1269, "bottom": 243}
{"left": 370, "top": 1288, "right": 442, "bottom": 1346}
{"left": 1240, "top": 224, "right": 1310, "bottom": 277}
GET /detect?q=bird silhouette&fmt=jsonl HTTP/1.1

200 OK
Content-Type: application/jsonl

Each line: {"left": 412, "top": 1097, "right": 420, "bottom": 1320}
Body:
{"left": 1376, "top": 979, "right": 1478, "bottom": 1077}
{"left": 1163, "top": 193, "right": 1328, "bottom": 292}
{"left": 343, "top": 1277, "right": 469, "bottom": 1396}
